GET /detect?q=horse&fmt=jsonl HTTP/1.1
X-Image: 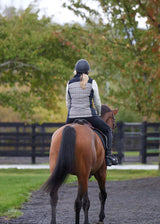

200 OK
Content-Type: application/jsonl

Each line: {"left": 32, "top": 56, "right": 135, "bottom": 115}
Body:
{"left": 42, "top": 105, "right": 118, "bottom": 224}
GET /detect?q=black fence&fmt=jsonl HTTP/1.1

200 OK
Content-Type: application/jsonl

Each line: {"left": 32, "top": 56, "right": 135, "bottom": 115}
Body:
{"left": 113, "top": 122, "right": 160, "bottom": 164}
{"left": 141, "top": 122, "right": 160, "bottom": 164}
{"left": 0, "top": 122, "right": 64, "bottom": 164}
{"left": 113, "top": 122, "right": 142, "bottom": 163}
{"left": 0, "top": 122, "right": 159, "bottom": 164}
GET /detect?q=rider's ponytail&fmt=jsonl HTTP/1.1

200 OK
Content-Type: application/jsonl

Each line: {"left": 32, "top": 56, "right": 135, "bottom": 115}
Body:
{"left": 80, "top": 74, "right": 89, "bottom": 89}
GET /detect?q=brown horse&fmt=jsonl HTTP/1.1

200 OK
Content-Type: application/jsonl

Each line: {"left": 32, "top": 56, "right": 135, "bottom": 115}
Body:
{"left": 43, "top": 105, "right": 118, "bottom": 224}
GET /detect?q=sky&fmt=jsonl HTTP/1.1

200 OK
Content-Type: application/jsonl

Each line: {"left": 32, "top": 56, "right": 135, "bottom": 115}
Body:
{"left": 0, "top": 0, "right": 85, "bottom": 24}
{"left": 0, "top": 0, "right": 147, "bottom": 28}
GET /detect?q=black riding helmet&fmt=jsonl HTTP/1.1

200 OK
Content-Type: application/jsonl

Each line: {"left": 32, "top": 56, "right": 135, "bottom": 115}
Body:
{"left": 75, "top": 59, "right": 90, "bottom": 74}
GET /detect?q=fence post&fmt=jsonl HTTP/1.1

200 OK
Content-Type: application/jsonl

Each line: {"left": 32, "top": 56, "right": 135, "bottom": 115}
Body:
{"left": 116, "top": 121, "right": 124, "bottom": 164}
{"left": 32, "top": 124, "right": 36, "bottom": 164}
{"left": 16, "top": 125, "right": 19, "bottom": 154}
{"left": 158, "top": 144, "right": 160, "bottom": 172}
{"left": 141, "top": 121, "right": 147, "bottom": 164}
{"left": 41, "top": 125, "right": 45, "bottom": 155}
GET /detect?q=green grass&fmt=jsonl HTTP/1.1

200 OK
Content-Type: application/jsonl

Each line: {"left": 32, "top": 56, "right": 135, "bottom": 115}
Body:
{"left": 0, "top": 169, "right": 50, "bottom": 218}
{"left": 106, "top": 169, "right": 160, "bottom": 181}
{"left": 124, "top": 150, "right": 160, "bottom": 156}
{"left": 0, "top": 169, "right": 159, "bottom": 219}
{"left": 124, "top": 151, "right": 139, "bottom": 156}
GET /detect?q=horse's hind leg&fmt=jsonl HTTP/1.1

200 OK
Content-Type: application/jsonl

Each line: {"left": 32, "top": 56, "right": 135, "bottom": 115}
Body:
{"left": 75, "top": 180, "right": 89, "bottom": 224}
{"left": 95, "top": 169, "right": 107, "bottom": 223}
{"left": 50, "top": 190, "right": 58, "bottom": 224}
{"left": 82, "top": 191, "right": 90, "bottom": 224}
{"left": 74, "top": 185, "right": 83, "bottom": 224}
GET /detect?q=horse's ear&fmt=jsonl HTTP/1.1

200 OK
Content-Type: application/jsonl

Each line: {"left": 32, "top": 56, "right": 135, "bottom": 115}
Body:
{"left": 113, "top": 108, "right": 118, "bottom": 115}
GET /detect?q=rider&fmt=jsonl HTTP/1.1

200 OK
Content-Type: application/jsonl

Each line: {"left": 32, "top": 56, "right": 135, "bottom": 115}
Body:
{"left": 66, "top": 59, "right": 118, "bottom": 166}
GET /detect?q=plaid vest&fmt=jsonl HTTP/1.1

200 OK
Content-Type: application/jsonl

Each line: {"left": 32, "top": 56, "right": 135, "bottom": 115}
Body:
{"left": 66, "top": 75, "right": 97, "bottom": 118}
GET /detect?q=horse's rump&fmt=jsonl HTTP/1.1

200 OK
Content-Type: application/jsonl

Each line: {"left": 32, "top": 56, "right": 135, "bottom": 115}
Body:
{"left": 49, "top": 123, "right": 105, "bottom": 177}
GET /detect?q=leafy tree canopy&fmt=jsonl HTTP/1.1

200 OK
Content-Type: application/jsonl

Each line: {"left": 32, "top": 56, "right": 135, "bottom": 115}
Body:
{"left": 0, "top": 1, "right": 159, "bottom": 122}
{"left": 63, "top": 0, "right": 160, "bottom": 119}
{"left": 0, "top": 5, "right": 97, "bottom": 121}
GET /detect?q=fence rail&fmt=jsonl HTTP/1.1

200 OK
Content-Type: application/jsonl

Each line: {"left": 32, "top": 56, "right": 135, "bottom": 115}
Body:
{"left": 141, "top": 122, "right": 160, "bottom": 164}
{"left": 0, "top": 122, "right": 159, "bottom": 164}
{"left": 0, "top": 122, "right": 64, "bottom": 163}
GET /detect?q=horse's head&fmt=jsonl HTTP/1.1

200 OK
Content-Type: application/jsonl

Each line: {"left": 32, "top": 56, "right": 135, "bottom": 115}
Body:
{"left": 100, "top": 105, "right": 118, "bottom": 130}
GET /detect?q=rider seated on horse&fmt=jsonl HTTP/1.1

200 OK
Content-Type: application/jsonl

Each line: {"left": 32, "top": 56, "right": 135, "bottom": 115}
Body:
{"left": 66, "top": 59, "right": 118, "bottom": 166}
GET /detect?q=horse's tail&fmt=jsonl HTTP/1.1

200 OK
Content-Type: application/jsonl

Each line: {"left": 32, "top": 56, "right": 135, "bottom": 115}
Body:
{"left": 42, "top": 126, "right": 76, "bottom": 193}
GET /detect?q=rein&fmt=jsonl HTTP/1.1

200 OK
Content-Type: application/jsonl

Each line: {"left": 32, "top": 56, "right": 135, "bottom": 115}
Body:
{"left": 112, "top": 113, "right": 116, "bottom": 130}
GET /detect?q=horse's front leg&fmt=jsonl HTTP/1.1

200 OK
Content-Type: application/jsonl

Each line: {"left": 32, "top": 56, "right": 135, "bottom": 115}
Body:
{"left": 82, "top": 192, "right": 90, "bottom": 224}
{"left": 99, "top": 189, "right": 107, "bottom": 222}
{"left": 95, "top": 168, "right": 107, "bottom": 223}
{"left": 50, "top": 190, "right": 58, "bottom": 224}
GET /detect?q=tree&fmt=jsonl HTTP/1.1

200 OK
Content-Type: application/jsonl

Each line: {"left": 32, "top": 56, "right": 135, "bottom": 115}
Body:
{"left": 0, "top": 6, "right": 96, "bottom": 120}
{"left": 63, "top": 0, "right": 160, "bottom": 119}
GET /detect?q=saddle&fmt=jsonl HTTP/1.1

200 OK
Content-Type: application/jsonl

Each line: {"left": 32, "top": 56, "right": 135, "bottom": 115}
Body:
{"left": 73, "top": 119, "right": 107, "bottom": 150}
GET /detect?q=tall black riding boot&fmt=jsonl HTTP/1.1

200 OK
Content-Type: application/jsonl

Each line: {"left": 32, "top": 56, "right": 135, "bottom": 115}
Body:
{"left": 105, "top": 147, "right": 118, "bottom": 166}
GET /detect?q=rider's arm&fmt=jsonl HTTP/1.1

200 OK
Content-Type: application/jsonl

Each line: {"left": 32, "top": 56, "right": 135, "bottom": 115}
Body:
{"left": 66, "top": 83, "right": 71, "bottom": 110}
{"left": 92, "top": 80, "right": 101, "bottom": 116}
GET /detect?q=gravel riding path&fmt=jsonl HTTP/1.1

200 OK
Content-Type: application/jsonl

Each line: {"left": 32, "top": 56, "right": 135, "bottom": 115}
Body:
{"left": 0, "top": 177, "right": 160, "bottom": 224}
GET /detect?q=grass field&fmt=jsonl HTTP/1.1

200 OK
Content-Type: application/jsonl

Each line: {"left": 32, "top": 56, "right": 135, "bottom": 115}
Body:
{"left": 0, "top": 169, "right": 159, "bottom": 218}
{"left": 124, "top": 151, "right": 139, "bottom": 156}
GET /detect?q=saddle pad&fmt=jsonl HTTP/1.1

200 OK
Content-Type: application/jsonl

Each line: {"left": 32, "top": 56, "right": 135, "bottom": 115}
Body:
{"left": 93, "top": 129, "right": 106, "bottom": 150}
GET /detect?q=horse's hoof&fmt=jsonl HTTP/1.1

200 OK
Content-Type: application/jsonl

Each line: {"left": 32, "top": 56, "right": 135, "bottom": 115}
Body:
{"left": 97, "top": 222, "right": 104, "bottom": 224}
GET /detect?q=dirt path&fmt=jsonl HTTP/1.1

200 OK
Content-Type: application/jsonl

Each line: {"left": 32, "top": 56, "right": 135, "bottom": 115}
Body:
{"left": 1, "top": 177, "right": 160, "bottom": 224}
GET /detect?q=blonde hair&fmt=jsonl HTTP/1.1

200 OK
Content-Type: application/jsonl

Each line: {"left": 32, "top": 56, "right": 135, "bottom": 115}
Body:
{"left": 80, "top": 73, "right": 89, "bottom": 89}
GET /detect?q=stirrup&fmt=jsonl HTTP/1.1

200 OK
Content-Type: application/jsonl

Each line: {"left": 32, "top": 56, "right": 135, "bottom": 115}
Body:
{"left": 106, "top": 155, "right": 118, "bottom": 166}
{"left": 106, "top": 157, "right": 112, "bottom": 166}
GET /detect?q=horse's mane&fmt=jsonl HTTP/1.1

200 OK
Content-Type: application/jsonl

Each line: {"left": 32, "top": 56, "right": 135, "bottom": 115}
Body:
{"left": 101, "top": 105, "right": 112, "bottom": 117}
